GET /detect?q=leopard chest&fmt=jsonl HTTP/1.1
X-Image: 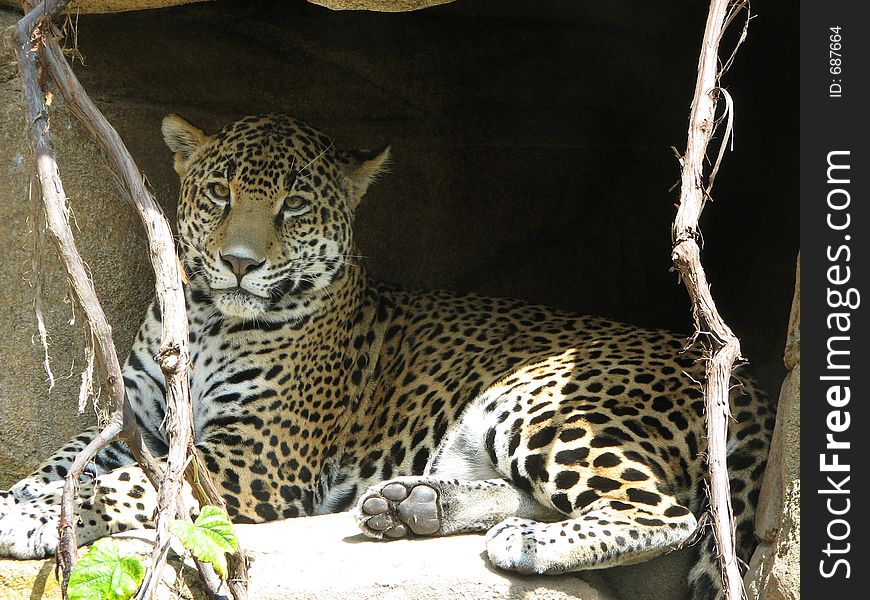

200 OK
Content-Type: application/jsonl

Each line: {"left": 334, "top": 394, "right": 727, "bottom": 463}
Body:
{"left": 186, "top": 317, "right": 359, "bottom": 519}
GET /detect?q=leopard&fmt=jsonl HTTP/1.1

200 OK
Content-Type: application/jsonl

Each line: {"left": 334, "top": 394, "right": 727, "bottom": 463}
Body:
{"left": 0, "top": 114, "right": 774, "bottom": 599}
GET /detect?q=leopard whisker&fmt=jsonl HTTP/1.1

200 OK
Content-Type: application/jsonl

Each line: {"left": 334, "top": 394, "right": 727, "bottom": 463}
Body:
{"left": 298, "top": 139, "right": 334, "bottom": 175}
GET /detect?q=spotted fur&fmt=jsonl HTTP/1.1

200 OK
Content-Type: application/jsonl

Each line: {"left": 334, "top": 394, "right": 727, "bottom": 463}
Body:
{"left": 0, "top": 115, "right": 773, "bottom": 598}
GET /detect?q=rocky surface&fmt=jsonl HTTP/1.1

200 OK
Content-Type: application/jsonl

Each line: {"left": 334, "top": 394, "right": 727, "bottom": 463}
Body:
{"left": 1, "top": 0, "right": 209, "bottom": 14}
{"left": 744, "top": 257, "right": 800, "bottom": 600}
{"left": 1, "top": 1, "right": 455, "bottom": 15}
{"left": 0, "top": 513, "right": 620, "bottom": 600}
{"left": 309, "top": 0, "right": 456, "bottom": 11}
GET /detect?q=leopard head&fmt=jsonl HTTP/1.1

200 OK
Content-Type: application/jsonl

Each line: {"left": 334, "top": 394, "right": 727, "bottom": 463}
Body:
{"left": 162, "top": 114, "right": 389, "bottom": 321}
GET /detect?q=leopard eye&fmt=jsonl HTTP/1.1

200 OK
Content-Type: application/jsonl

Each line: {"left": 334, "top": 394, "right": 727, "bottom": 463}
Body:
{"left": 206, "top": 181, "right": 231, "bottom": 203}
{"left": 283, "top": 196, "right": 310, "bottom": 216}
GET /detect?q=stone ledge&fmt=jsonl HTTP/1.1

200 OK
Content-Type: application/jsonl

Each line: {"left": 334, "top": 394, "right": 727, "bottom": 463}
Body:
{"left": 1, "top": 513, "right": 617, "bottom": 600}
{"left": 0, "top": 1, "right": 455, "bottom": 15}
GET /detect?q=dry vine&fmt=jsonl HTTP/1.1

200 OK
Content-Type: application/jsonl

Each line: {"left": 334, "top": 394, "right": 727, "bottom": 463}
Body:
{"left": 16, "top": 1, "right": 247, "bottom": 598}
{"left": 672, "top": 1, "right": 751, "bottom": 599}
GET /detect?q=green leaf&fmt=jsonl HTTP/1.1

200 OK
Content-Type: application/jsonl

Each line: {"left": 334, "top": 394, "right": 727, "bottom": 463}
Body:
{"left": 169, "top": 505, "right": 238, "bottom": 578}
{"left": 67, "top": 538, "right": 145, "bottom": 600}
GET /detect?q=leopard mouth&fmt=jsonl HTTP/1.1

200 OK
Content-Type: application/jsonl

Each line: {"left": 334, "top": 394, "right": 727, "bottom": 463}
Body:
{"left": 213, "top": 287, "right": 262, "bottom": 301}
{"left": 207, "top": 276, "right": 272, "bottom": 300}
{"left": 196, "top": 262, "right": 340, "bottom": 320}
{"left": 208, "top": 277, "right": 312, "bottom": 318}
{"left": 210, "top": 287, "right": 270, "bottom": 319}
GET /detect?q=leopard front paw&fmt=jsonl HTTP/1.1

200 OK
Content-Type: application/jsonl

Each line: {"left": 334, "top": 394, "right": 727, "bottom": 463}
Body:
{"left": 0, "top": 502, "right": 60, "bottom": 559}
{"left": 484, "top": 517, "right": 541, "bottom": 574}
{"left": 354, "top": 479, "right": 441, "bottom": 539}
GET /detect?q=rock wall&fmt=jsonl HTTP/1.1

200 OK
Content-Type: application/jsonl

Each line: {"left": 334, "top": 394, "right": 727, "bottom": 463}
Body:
{"left": 744, "top": 257, "right": 800, "bottom": 600}
{"left": 1, "top": 1, "right": 457, "bottom": 14}
{"left": 309, "top": 0, "right": 456, "bottom": 11}
{"left": 0, "top": 0, "right": 210, "bottom": 14}
{"left": 1, "top": 10, "right": 154, "bottom": 481}
{"left": 1, "top": 1, "right": 460, "bottom": 13}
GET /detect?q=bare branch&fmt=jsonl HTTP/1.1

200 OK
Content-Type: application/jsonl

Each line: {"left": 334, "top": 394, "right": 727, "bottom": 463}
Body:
{"left": 719, "top": 1, "right": 751, "bottom": 77}
{"left": 55, "top": 413, "right": 124, "bottom": 585}
{"left": 40, "top": 36, "right": 198, "bottom": 600}
{"left": 40, "top": 23, "right": 249, "bottom": 600}
{"left": 122, "top": 419, "right": 228, "bottom": 597}
{"left": 671, "top": 2, "right": 751, "bottom": 599}
{"left": 16, "top": 2, "right": 246, "bottom": 597}
{"left": 16, "top": 2, "right": 127, "bottom": 591}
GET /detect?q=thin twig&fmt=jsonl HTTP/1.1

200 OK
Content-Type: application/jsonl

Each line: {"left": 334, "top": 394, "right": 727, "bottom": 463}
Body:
{"left": 671, "top": 1, "right": 750, "bottom": 599}
{"left": 719, "top": 1, "right": 751, "bottom": 77}
{"left": 55, "top": 413, "right": 124, "bottom": 582}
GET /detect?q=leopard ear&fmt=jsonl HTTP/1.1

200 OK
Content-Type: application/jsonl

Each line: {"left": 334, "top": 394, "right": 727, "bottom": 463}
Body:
{"left": 162, "top": 114, "right": 210, "bottom": 177}
{"left": 338, "top": 145, "right": 391, "bottom": 206}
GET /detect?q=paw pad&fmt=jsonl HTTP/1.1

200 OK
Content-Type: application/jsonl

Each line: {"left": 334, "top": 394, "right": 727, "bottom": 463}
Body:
{"left": 359, "top": 482, "right": 441, "bottom": 538}
{"left": 381, "top": 483, "right": 408, "bottom": 501}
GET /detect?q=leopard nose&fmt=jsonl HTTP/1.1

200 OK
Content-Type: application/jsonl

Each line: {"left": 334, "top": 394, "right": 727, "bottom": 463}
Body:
{"left": 220, "top": 253, "right": 264, "bottom": 280}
